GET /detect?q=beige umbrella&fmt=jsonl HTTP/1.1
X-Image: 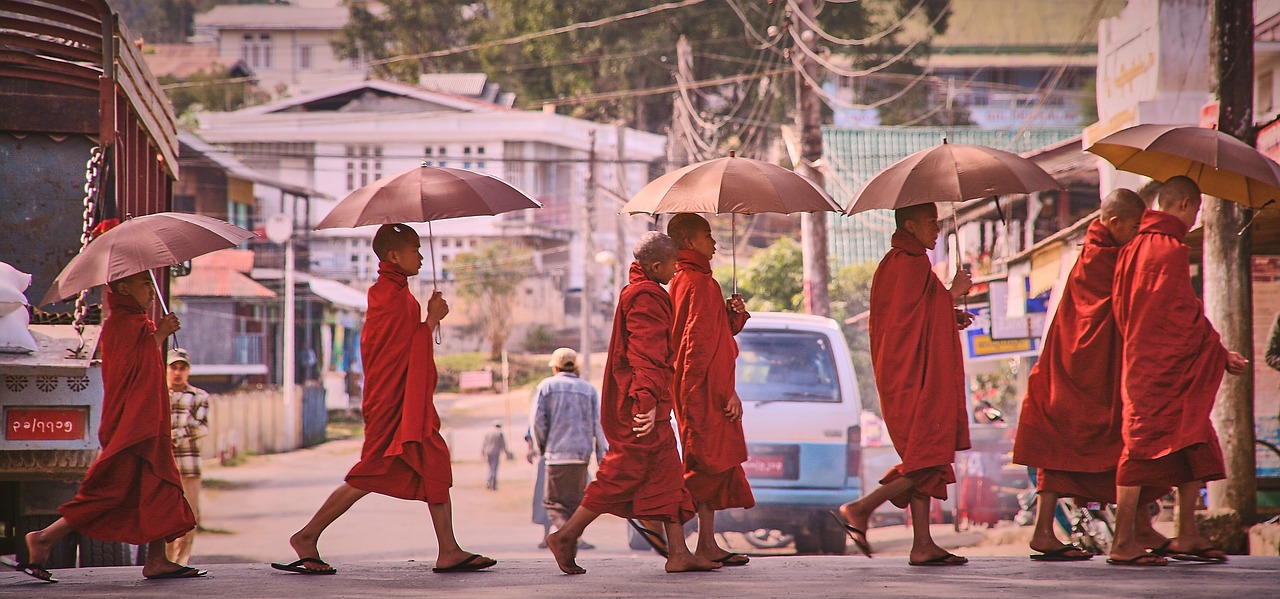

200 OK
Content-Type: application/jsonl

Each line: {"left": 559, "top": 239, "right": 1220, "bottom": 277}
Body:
{"left": 620, "top": 153, "right": 843, "bottom": 292}
{"left": 1087, "top": 124, "right": 1280, "bottom": 230}
{"left": 844, "top": 141, "right": 1064, "bottom": 215}
{"left": 316, "top": 163, "right": 542, "bottom": 289}
{"left": 40, "top": 212, "right": 255, "bottom": 307}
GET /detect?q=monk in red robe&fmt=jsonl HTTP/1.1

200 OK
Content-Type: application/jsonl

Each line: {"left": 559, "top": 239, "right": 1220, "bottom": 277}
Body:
{"left": 22, "top": 271, "right": 199, "bottom": 582}
{"left": 832, "top": 203, "right": 972, "bottom": 566}
{"left": 277, "top": 224, "right": 494, "bottom": 574}
{"left": 665, "top": 213, "right": 753, "bottom": 567}
{"left": 1012, "top": 189, "right": 1171, "bottom": 560}
{"left": 1109, "top": 177, "right": 1247, "bottom": 566}
{"left": 547, "top": 232, "right": 718, "bottom": 575}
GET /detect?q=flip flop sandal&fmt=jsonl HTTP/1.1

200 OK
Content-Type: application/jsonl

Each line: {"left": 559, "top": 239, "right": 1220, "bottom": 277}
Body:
{"left": 145, "top": 566, "right": 208, "bottom": 579}
{"left": 1168, "top": 548, "right": 1228, "bottom": 563}
{"left": 828, "top": 510, "right": 872, "bottom": 557}
{"left": 271, "top": 557, "right": 337, "bottom": 575}
{"left": 1106, "top": 554, "right": 1167, "bottom": 566}
{"left": 626, "top": 519, "right": 670, "bottom": 558}
{"left": 14, "top": 562, "right": 57, "bottom": 583}
{"left": 713, "top": 553, "right": 750, "bottom": 566}
{"left": 1030, "top": 545, "right": 1093, "bottom": 561}
{"left": 432, "top": 553, "right": 497, "bottom": 573}
{"left": 909, "top": 552, "right": 968, "bottom": 566}
{"left": 1148, "top": 540, "right": 1173, "bottom": 556}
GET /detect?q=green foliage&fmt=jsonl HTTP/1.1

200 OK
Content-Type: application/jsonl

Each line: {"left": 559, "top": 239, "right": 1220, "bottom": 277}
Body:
{"left": 522, "top": 324, "right": 557, "bottom": 354}
{"left": 160, "top": 71, "right": 259, "bottom": 117}
{"left": 736, "top": 237, "right": 804, "bottom": 312}
{"left": 453, "top": 242, "right": 532, "bottom": 360}
{"left": 830, "top": 262, "right": 879, "bottom": 412}
{"left": 114, "top": 0, "right": 280, "bottom": 44}
{"left": 434, "top": 352, "right": 546, "bottom": 393}
{"left": 332, "top": 0, "right": 481, "bottom": 83}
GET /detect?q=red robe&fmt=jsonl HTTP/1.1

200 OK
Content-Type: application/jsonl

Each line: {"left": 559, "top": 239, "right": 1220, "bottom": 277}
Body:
{"left": 669, "top": 249, "right": 755, "bottom": 510}
{"left": 345, "top": 261, "right": 451, "bottom": 502}
{"left": 580, "top": 262, "right": 695, "bottom": 524}
{"left": 1013, "top": 220, "right": 1127, "bottom": 503}
{"left": 59, "top": 291, "right": 195, "bottom": 544}
{"left": 870, "top": 230, "right": 970, "bottom": 508}
{"left": 1112, "top": 211, "right": 1227, "bottom": 488}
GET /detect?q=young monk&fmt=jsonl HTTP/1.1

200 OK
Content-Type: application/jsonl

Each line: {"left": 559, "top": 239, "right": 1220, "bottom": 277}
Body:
{"left": 1012, "top": 189, "right": 1170, "bottom": 560}
{"left": 832, "top": 202, "right": 972, "bottom": 565}
{"left": 665, "top": 213, "right": 753, "bottom": 567}
{"left": 547, "top": 232, "right": 720, "bottom": 575}
{"left": 1109, "top": 176, "right": 1248, "bottom": 566}
{"left": 274, "top": 224, "right": 494, "bottom": 574}
{"left": 21, "top": 271, "right": 200, "bottom": 582}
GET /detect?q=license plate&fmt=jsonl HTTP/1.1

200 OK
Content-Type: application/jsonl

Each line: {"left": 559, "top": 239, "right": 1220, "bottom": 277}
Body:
{"left": 5, "top": 407, "right": 88, "bottom": 441}
{"left": 743, "top": 444, "right": 799, "bottom": 480}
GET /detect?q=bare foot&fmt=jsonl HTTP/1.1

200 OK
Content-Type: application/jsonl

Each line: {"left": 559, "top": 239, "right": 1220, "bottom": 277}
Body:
{"left": 287, "top": 531, "right": 334, "bottom": 573}
{"left": 664, "top": 552, "right": 721, "bottom": 573}
{"left": 25, "top": 531, "right": 52, "bottom": 566}
{"left": 141, "top": 556, "right": 192, "bottom": 578}
{"left": 547, "top": 530, "right": 585, "bottom": 574}
{"left": 694, "top": 547, "right": 749, "bottom": 566}
{"left": 1109, "top": 539, "right": 1164, "bottom": 565}
{"left": 836, "top": 503, "right": 873, "bottom": 555}
{"left": 909, "top": 541, "right": 966, "bottom": 566}
{"left": 1136, "top": 530, "right": 1171, "bottom": 553}
{"left": 1029, "top": 534, "right": 1088, "bottom": 558}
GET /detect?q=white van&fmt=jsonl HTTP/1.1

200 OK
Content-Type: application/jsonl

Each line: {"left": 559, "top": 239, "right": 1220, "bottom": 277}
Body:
{"left": 717, "top": 312, "right": 863, "bottom": 554}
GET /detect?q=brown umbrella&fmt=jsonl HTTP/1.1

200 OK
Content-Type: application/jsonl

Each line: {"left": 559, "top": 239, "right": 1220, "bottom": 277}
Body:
{"left": 1086, "top": 124, "right": 1280, "bottom": 211}
{"left": 315, "top": 163, "right": 542, "bottom": 289}
{"left": 620, "top": 153, "right": 842, "bottom": 292}
{"left": 40, "top": 212, "right": 255, "bottom": 307}
{"left": 844, "top": 142, "right": 1064, "bottom": 215}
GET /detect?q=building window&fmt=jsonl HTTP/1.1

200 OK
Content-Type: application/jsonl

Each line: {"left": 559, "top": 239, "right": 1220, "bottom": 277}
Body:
{"left": 241, "top": 34, "right": 273, "bottom": 69}
{"left": 1261, "top": 71, "right": 1275, "bottom": 114}
{"left": 345, "top": 145, "right": 383, "bottom": 191}
{"left": 299, "top": 45, "right": 312, "bottom": 70}
{"left": 463, "top": 146, "right": 472, "bottom": 155}
{"left": 463, "top": 161, "right": 471, "bottom": 169}
{"left": 477, "top": 146, "right": 485, "bottom": 155}
{"left": 424, "top": 146, "right": 433, "bottom": 156}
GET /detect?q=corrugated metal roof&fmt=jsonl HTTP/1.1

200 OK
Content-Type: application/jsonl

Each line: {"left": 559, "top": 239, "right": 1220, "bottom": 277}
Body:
{"left": 822, "top": 126, "right": 1079, "bottom": 267}
{"left": 194, "top": 5, "right": 349, "bottom": 30}
{"left": 173, "top": 267, "right": 276, "bottom": 299}
{"left": 192, "top": 249, "right": 254, "bottom": 273}
{"left": 143, "top": 44, "right": 249, "bottom": 79}
{"left": 923, "top": 0, "right": 1125, "bottom": 51}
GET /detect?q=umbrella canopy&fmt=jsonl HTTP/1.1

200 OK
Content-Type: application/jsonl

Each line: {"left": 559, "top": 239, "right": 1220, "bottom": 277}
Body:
{"left": 621, "top": 155, "right": 842, "bottom": 215}
{"left": 1086, "top": 124, "right": 1280, "bottom": 208}
{"left": 844, "top": 142, "right": 1064, "bottom": 215}
{"left": 315, "top": 164, "right": 542, "bottom": 229}
{"left": 41, "top": 212, "right": 255, "bottom": 306}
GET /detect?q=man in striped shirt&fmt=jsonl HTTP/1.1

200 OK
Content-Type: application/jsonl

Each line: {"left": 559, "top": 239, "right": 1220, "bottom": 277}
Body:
{"left": 165, "top": 348, "right": 210, "bottom": 566}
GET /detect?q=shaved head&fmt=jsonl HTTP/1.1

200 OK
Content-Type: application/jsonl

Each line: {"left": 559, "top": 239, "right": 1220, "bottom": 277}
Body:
{"left": 372, "top": 223, "right": 418, "bottom": 261}
{"left": 1136, "top": 180, "right": 1163, "bottom": 207}
{"left": 633, "top": 231, "right": 678, "bottom": 264}
{"left": 1101, "top": 188, "right": 1145, "bottom": 221}
{"left": 667, "top": 213, "right": 711, "bottom": 247}
{"left": 1156, "top": 176, "right": 1201, "bottom": 211}
{"left": 894, "top": 202, "right": 938, "bottom": 229}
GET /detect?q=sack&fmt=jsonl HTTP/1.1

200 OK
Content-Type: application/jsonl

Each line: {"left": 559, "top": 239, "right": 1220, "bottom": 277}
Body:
{"left": 0, "top": 307, "right": 36, "bottom": 353}
{"left": 0, "top": 261, "right": 31, "bottom": 292}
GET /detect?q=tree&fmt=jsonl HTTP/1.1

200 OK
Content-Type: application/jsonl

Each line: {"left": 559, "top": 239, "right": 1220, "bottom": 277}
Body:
{"left": 332, "top": 0, "right": 481, "bottom": 83}
{"left": 452, "top": 242, "right": 531, "bottom": 361}
{"left": 831, "top": 262, "right": 878, "bottom": 412}
{"left": 736, "top": 237, "right": 804, "bottom": 312}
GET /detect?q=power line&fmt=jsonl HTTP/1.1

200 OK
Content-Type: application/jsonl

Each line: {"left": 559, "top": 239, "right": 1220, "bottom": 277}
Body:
{"left": 788, "top": 0, "right": 927, "bottom": 47}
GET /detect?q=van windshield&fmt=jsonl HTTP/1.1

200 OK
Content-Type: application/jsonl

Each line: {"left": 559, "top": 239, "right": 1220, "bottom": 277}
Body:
{"left": 735, "top": 329, "right": 841, "bottom": 403}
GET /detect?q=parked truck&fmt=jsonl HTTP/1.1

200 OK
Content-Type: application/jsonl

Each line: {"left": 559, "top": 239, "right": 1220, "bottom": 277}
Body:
{"left": 0, "top": 0, "right": 178, "bottom": 567}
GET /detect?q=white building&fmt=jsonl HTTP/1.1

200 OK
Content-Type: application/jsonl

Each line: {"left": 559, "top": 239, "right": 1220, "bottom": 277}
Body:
{"left": 193, "top": 1, "right": 368, "bottom": 96}
{"left": 196, "top": 78, "right": 666, "bottom": 353}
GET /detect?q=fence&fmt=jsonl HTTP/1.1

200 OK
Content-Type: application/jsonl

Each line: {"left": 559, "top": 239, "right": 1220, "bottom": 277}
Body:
{"left": 204, "top": 387, "right": 306, "bottom": 462}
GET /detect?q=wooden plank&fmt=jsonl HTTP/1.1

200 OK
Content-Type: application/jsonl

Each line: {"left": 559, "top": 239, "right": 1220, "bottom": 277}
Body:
{"left": 0, "top": 31, "right": 98, "bottom": 63}
{"left": 0, "top": 2, "right": 100, "bottom": 47}
{"left": 0, "top": 0, "right": 100, "bottom": 34}
{"left": 0, "top": 91, "right": 96, "bottom": 133}
{"left": 30, "top": 0, "right": 101, "bottom": 19}
{"left": 112, "top": 35, "right": 177, "bottom": 176}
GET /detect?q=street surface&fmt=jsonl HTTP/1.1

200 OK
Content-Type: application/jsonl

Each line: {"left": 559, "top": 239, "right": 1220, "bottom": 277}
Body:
{"left": 3, "top": 387, "right": 1276, "bottom": 596}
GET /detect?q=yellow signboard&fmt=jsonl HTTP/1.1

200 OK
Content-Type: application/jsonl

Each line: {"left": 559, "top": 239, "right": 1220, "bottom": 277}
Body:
{"left": 970, "top": 334, "right": 1033, "bottom": 357}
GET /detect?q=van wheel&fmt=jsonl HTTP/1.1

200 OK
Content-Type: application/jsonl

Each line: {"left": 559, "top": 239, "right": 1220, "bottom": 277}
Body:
{"left": 818, "top": 513, "right": 850, "bottom": 554}
{"left": 14, "top": 516, "right": 77, "bottom": 569}
{"left": 78, "top": 537, "right": 136, "bottom": 567}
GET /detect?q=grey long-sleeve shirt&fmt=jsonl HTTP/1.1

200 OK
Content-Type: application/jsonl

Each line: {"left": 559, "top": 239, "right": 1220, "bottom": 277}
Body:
{"left": 530, "top": 372, "right": 608, "bottom": 465}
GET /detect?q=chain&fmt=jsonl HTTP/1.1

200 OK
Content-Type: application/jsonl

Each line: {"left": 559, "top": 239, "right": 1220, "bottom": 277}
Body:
{"left": 69, "top": 146, "right": 103, "bottom": 357}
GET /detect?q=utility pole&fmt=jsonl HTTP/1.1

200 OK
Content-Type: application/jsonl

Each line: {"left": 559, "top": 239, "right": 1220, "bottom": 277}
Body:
{"left": 580, "top": 131, "right": 597, "bottom": 380}
{"left": 1206, "top": 0, "right": 1256, "bottom": 522}
{"left": 792, "top": 0, "right": 831, "bottom": 317}
{"left": 669, "top": 35, "right": 695, "bottom": 169}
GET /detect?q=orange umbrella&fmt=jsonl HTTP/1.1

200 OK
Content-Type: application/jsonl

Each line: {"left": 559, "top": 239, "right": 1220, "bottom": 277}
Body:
{"left": 1086, "top": 124, "right": 1280, "bottom": 211}
{"left": 40, "top": 212, "right": 254, "bottom": 307}
{"left": 844, "top": 142, "right": 1063, "bottom": 215}
{"left": 620, "top": 154, "right": 842, "bottom": 293}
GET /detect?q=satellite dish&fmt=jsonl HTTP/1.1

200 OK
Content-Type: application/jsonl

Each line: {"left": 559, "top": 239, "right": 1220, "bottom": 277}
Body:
{"left": 265, "top": 213, "right": 293, "bottom": 244}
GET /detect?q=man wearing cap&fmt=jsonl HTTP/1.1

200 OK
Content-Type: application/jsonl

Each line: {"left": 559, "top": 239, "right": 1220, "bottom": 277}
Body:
{"left": 165, "top": 348, "right": 210, "bottom": 566}
{"left": 531, "top": 348, "right": 608, "bottom": 537}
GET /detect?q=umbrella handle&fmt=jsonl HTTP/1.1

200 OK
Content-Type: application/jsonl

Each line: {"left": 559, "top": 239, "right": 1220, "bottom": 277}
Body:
{"left": 147, "top": 269, "right": 179, "bottom": 348}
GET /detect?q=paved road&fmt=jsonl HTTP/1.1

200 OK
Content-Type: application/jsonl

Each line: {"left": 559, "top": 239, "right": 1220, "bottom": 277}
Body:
{"left": 3, "top": 555, "right": 1278, "bottom": 598}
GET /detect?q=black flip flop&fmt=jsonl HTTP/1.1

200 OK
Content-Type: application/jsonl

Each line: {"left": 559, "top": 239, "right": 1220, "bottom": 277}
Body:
{"left": 432, "top": 553, "right": 496, "bottom": 573}
{"left": 1168, "top": 547, "right": 1228, "bottom": 563}
{"left": 14, "top": 562, "right": 57, "bottom": 583}
{"left": 1106, "top": 554, "right": 1167, "bottom": 566}
{"left": 909, "top": 553, "right": 968, "bottom": 566}
{"left": 144, "top": 565, "right": 208, "bottom": 579}
{"left": 713, "top": 553, "right": 750, "bottom": 566}
{"left": 1149, "top": 540, "right": 1173, "bottom": 556}
{"left": 626, "top": 519, "right": 670, "bottom": 558}
{"left": 1030, "top": 545, "right": 1093, "bottom": 561}
{"left": 827, "top": 510, "right": 872, "bottom": 557}
{"left": 271, "top": 557, "right": 337, "bottom": 575}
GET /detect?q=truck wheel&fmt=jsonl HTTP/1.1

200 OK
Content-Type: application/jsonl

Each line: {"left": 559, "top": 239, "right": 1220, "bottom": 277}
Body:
{"left": 793, "top": 529, "right": 821, "bottom": 554}
{"left": 15, "top": 516, "right": 77, "bottom": 569}
{"left": 817, "top": 513, "right": 850, "bottom": 555}
{"left": 78, "top": 537, "right": 136, "bottom": 567}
